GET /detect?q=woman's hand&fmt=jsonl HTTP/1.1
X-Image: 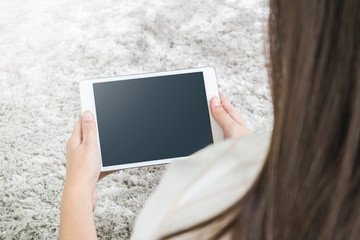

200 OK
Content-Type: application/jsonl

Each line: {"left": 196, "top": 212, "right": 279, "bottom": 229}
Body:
{"left": 64, "top": 111, "right": 101, "bottom": 208}
{"left": 60, "top": 111, "right": 101, "bottom": 240}
{"left": 210, "top": 93, "right": 250, "bottom": 139}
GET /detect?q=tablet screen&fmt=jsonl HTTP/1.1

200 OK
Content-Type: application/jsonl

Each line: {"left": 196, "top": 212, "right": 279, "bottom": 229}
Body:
{"left": 93, "top": 72, "right": 213, "bottom": 167}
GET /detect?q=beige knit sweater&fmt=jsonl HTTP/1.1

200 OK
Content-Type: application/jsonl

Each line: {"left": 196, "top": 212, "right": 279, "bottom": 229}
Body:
{"left": 130, "top": 133, "right": 271, "bottom": 240}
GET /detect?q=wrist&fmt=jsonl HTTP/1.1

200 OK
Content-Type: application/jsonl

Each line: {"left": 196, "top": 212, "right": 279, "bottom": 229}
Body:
{"left": 60, "top": 183, "right": 97, "bottom": 240}
{"left": 64, "top": 172, "right": 96, "bottom": 191}
{"left": 63, "top": 181, "right": 93, "bottom": 200}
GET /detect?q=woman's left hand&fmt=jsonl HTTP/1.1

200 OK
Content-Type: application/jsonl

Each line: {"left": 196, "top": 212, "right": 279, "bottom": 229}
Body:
{"left": 60, "top": 111, "right": 103, "bottom": 240}
{"left": 64, "top": 111, "right": 101, "bottom": 208}
{"left": 60, "top": 111, "right": 118, "bottom": 240}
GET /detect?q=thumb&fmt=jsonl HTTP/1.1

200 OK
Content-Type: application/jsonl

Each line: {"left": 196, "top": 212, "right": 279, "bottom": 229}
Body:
{"left": 210, "top": 96, "right": 238, "bottom": 132}
{"left": 81, "top": 111, "right": 97, "bottom": 147}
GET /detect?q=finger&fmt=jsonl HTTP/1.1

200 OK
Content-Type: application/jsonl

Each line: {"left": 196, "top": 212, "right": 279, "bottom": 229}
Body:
{"left": 219, "top": 93, "right": 246, "bottom": 125}
{"left": 81, "top": 111, "right": 98, "bottom": 147}
{"left": 98, "top": 170, "right": 119, "bottom": 181}
{"left": 66, "top": 118, "right": 82, "bottom": 150}
{"left": 71, "top": 118, "right": 82, "bottom": 144}
{"left": 210, "top": 96, "right": 238, "bottom": 132}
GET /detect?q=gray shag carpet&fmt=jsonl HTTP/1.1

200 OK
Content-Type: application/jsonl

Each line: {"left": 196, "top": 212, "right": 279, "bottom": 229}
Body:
{"left": 0, "top": 0, "right": 272, "bottom": 239}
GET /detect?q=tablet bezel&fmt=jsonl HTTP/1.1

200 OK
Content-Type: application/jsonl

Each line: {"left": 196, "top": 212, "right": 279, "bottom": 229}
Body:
{"left": 79, "top": 67, "right": 223, "bottom": 171}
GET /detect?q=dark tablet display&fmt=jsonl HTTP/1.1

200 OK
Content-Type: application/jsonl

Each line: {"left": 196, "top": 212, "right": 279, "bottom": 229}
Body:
{"left": 93, "top": 72, "right": 213, "bottom": 167}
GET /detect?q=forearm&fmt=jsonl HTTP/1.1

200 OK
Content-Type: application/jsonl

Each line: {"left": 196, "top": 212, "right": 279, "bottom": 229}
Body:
{"left": 59, "top": 186, "right": 97, "bottom": 240}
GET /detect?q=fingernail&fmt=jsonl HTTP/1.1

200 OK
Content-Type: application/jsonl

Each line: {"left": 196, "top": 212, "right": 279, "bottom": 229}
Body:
{"left": 83, "top": 111, "right": 93, "bottom": 121}
{"left": 211, "top": 97, "right": 220, "bottom": 107}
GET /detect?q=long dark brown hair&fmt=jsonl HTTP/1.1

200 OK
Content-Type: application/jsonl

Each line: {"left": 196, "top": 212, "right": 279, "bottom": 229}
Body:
{"left": 161, "top": 0, "right": 360, "bottom": 239}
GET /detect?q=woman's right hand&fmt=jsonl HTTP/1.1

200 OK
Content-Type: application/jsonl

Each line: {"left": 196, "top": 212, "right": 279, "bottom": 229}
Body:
{"left": 210, "top": 93, "right": 250, "bottom": 139}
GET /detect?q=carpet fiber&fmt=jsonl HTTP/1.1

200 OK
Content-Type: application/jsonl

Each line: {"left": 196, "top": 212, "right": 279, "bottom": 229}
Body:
{"left": 0, "top": 0, "right": 272, "bottom": 239}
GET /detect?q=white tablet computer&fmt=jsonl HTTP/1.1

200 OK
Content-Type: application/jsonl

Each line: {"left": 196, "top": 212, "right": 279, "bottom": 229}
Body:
{"left": 79, "top": 67, "right": 223, "bottom": 171}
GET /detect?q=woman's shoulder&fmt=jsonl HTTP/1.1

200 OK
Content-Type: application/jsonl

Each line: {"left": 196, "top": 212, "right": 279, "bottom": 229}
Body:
{"left": 130, "top": 132, "right": 272, "bottom": 240}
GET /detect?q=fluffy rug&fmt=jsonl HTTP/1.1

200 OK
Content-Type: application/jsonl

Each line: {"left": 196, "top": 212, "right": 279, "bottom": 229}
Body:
{"left": 0, "top": 0, "right": 272, "bottom": 239}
